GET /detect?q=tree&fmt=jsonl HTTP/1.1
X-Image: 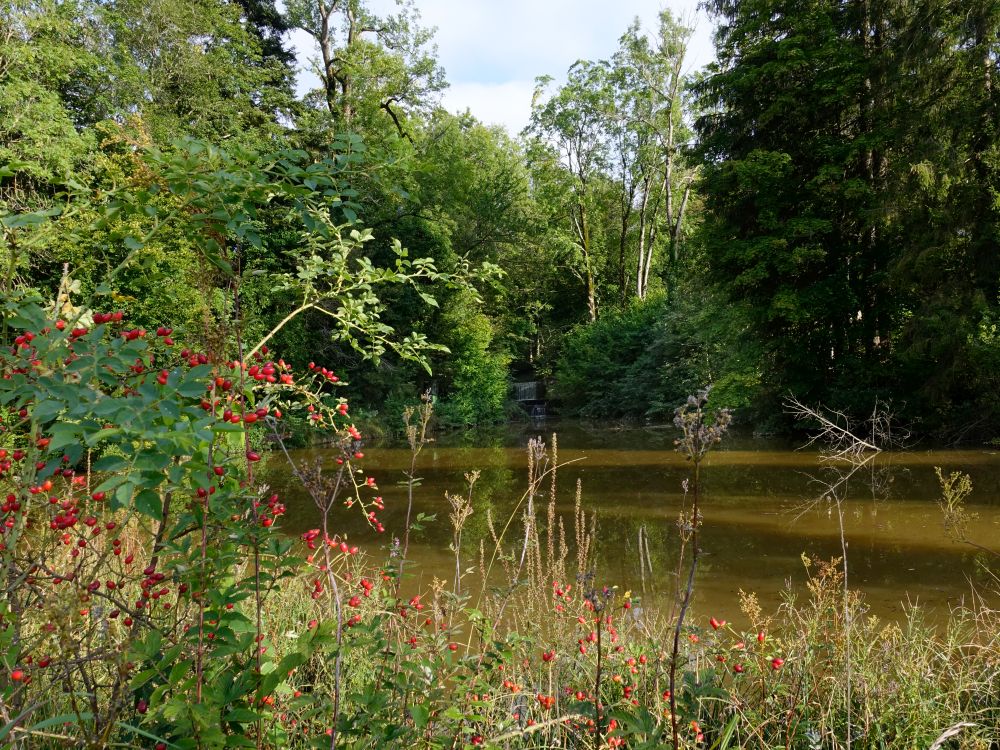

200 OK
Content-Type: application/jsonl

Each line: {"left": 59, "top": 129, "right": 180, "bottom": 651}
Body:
{"left": 697, "top": 0, "right": 890, "bottom": 415}
{"left": 612, "top": 11, "right": 695, "bottom": 300}
{"left": 235, "top": 0, "right": 297, "bottom": 67}
{"left": 526, "top": 11, "right": 696, "bottom": 319}
{"left": 285, "top": 0, "right": 445, "bottom": 140}
{"left": 0, "top": 0, "right": 108, "bottom": 206}
{"left": 884, "top": 0, "right": 1000, "bottom": 433}
{"left": 527, "top": 62, "right": 615, "bottom": 322}
{"left": 107, "top": 0, "right": 298, "bottom": 145}
{"left": 697, "top": 0, "right": 1000, "bottom": 434}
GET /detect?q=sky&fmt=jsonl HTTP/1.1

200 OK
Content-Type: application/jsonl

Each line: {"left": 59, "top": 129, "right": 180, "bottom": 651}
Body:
{"left": 287, "top": 0, "right": 717, "bottom": 135}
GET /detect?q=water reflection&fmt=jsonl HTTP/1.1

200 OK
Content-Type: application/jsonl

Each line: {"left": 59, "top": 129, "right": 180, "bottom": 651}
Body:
{"left": 262, "top": 422, "right": 1000, "bottom": 621}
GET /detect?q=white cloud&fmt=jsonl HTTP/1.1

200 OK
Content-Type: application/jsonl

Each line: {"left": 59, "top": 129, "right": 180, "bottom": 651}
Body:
{"left": 288, "top": 0, "right": 717, "bottom": 135}
{"left": 412, "top": 0, "right": 714, "bottom": 80}
{"left": 441, "top": 80, "right": 537, "bottom": 134}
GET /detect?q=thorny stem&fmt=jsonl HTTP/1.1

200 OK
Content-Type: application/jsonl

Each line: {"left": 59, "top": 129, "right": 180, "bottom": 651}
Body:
{"left": 232, "top": 278, "right": 264, "bottom": 750}
{"left": 195, "top": 382, "right": 216, "bottom": 709}
{"left": 670, "top": 459, "right": 699, "bottom": 750}
{"left": 398, "top": 394, "right": 432, "bottom": 590}
{"left": 594, "top": 616, "right": 604, "bottom": 744}
{"left": 246, "top": 301, "right": 315, "bottom": 360}
{"left": 668, "top": 388, "right": 730, "bottom": 750}
{"left": 321, "top": 466, "right": 346, "bottom": 750}
{"left": 268, "top": 426, "right": 347, "bottom": 750}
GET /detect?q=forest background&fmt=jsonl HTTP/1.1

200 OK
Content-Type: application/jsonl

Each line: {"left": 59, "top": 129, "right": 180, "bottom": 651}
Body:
{"left": 3, "top": 0, "right": 999, "bottom": 440}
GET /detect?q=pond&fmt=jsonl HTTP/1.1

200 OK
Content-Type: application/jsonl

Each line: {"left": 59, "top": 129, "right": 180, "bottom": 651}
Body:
{"left": 263, "top": 421, "right": 1000, "bottom": 623}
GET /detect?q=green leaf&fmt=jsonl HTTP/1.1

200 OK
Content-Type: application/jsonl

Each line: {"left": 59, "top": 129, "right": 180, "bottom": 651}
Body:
{"left": 159, "top": 399, "right": 181, "bottom": 421}
{"left": 205, "top": 252, "right": 234, "bottom": 276}
{"left": 134, "top": 489, "right": 162, "bottom": 518}
{"left": 111, "top": 482, "right": 134, "bottom": 510}
{"left": 259, "top": 652, "right": 305, "bottom": 696}
{"left": 709, "top": 715, "right": 739, "bottom": 750}
{"left": 130, "top": 668, "right": 159, "bottom": 691}
{"left": 177, "top": 368, "right": 211, "bottom": 398}
{"left": 31, "top": 399, "right": 65, "bottom": 424}
{"left": 168, "top": 659, "right": 193, "bottom": 686}
{"left": 94, "top": 455, "right": 129, "bottom": 472}
{"left": 85, "top": 427, "right": 121, "bottom": 446}
{"left": 224, "top": 736, "right": 257, "bottom": 748}
{"left": 224, "top": 708, "right": 261, "bottom": 724}
{"left": 115, "top": 722, "right": 179, "bottom": 749}
{"left": 135, "top": 450, "right": 171, "bottom": 471}
{"left": 47, "top": 422, "right": 81, "bottom": 450}
{"left": 19, "top": 711, "right": 95, "bottom": 733}
{"left": 410, "top": 703, "right": 430, "bottom": 729}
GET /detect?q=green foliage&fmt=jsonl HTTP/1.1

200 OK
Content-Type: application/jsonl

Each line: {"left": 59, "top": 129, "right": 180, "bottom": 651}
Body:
{"left": 0, "top": 292, "right": 338, "bottom": 748}
{"left": 696, "top": 0, "right": 1000, "bottom": 436}
{"left": 285, "top": 0, "right": 445, "bottom": 138}
{"left": 435, "top": 294, "right": 510, "bottom": 426}
{"left": 525, "top": 11, "right": 696, "bottom": 321}
{"left": 0, "top": 128, "right": 467, "bottom": 742}
{"left": 553, "top": 288, "right": 756, "bottom": 421}
{"left": 556, "top": 298, "right": 675, "bottom": 420}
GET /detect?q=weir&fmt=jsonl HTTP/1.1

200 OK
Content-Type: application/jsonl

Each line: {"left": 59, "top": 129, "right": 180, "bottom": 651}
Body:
{"left": 512, "top": 380, "right": 542, "bottom": 402}
{"left": 512, "top": 380, "right": 547, "bottom": 418}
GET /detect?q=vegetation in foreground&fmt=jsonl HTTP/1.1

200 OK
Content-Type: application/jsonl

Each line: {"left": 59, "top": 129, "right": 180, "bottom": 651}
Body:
{"left": 0, "top": 284, "right": 997, "bottom": 748}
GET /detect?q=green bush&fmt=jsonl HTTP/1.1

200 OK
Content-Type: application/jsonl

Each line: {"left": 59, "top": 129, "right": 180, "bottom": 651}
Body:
{"left": 554, "top": 296, "right": 700, "bottom": 420}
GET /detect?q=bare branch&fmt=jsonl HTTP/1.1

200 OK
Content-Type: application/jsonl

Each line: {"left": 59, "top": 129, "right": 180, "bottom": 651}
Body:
{"left": 785, "top": 397, "right": 880, "bottom": 461}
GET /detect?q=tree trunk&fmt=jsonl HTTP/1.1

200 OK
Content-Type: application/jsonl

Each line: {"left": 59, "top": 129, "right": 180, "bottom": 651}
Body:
{"left": 581, "top": 205, "right": 597, "bottom": 321}
{"left": 619, "top": 184, "right": 635, "bottom": 305}
{"left": 635, "top": 175, "right": 652, "bottom": 298}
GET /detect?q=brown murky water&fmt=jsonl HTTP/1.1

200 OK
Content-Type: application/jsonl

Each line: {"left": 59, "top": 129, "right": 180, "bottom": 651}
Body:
{"left": 264, "top": 423, "right": 1000, "bottom": 622}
